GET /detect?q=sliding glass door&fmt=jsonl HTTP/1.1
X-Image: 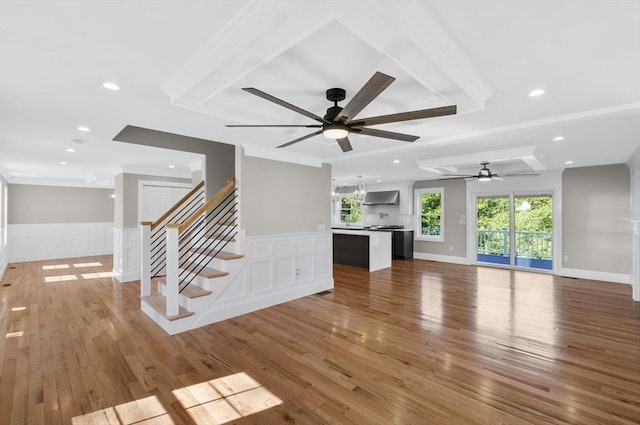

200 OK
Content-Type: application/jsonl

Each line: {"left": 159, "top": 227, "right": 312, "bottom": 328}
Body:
{"left": 476, "top": 196, "right": 511, "bottom": 265}
{"left": 514, "top": 195, "right": 553, "bottom": 270}
{"left": 476, "top": 194, "right": 553, "bottom": 271}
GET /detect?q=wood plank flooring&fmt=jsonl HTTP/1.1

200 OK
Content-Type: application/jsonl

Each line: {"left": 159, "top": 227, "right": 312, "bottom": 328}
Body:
{"left": 1, "top": 255, "right": 639, "bottom": 424}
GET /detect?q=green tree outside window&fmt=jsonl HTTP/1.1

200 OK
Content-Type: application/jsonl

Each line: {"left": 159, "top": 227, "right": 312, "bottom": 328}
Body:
{"left": 340, "top": 196, "right": 361, "bottom": 222}
{"left": 421, "top": 192, "right": 442, "bottom": 236}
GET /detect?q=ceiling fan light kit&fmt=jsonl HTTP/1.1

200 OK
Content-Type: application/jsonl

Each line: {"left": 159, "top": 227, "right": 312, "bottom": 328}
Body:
{"left": 227, "top": 71, "right": 457, "bottom": 153}
{"left": 440, "top": 162, "right": 539, "bottom": 182}
{"left": 323, "top": 123, "right": 349, "bottom": 139}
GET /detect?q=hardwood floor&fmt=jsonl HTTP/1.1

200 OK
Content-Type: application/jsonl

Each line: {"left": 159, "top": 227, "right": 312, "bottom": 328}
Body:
{"left": 1, "top": 256, "right": 639, "bottom": 424}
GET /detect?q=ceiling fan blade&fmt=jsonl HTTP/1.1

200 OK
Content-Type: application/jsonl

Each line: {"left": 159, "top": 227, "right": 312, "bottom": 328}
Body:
{"left": 336, "top": 137, "right": 353, "bottom": 152}
{"left": 242, "top": 88, "right": 331, "bottom": 124}
{"left": 439, "top": 176, "right": 475, "bottom": 180}
{"left": 350, "top": 105, "right": 457, "bottom": 127}
{"left": 226, "top": 124, "right": 322, "bottom": 128}
{"left": 333, "top": 71, "right": 395, "bottom": 124}
{"left": 440, "top": 174, "right": 475, "bottom": 177}
{"left": 355, "top": 127, "right": 419, "bottom": 142}
{"left": 276, "top": 130, "right": 323, "bottom": 148}
{"left": 500, "top": 172, "right": 540, "bottom": 177}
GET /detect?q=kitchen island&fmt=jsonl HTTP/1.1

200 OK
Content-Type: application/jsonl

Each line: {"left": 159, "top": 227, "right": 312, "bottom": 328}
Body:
{"left": 332, "top": 228, "right": 392, "bottom": 271}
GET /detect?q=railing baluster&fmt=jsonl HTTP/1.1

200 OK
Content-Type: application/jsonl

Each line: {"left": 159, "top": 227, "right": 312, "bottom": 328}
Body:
{"left": 140, "top": 221, "right": 152, "bottom": 297}
{"left": 165, "top": 224, "right": 180, "bottom": 316}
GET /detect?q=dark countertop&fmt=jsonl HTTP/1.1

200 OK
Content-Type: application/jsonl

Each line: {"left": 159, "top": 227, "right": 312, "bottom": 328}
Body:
{"left": 331, "top": 226, "right": 414, "bottom": 232}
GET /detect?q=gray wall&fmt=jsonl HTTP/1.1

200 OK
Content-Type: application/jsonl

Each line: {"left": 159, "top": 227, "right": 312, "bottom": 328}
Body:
{"left": 413, "top": 179, "right": 467, "bottom": 257}
{"left": 562, "top": 164, "right": 631, "bottom": 274}
{"left": 113, "top": 125, "right": 234, "bottom": 198}
{"left": 7, "top": 184, "right": 114, "bottom": 224}
{"left": 115, "top": 174, "right": 191, "bottom": 229}
{"left": 0, "top": 174, "right": 8, "bottom": 274}
{"left": 240, "top": 152, "right": 331, "bottom": 236}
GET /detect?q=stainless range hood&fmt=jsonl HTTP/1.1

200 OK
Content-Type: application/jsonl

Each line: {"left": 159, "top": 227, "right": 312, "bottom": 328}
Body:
{"left": 363, "top": 190, "right": 400, "bottom": 205}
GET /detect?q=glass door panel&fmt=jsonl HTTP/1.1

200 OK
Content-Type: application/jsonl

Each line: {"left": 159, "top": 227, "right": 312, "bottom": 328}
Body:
{"left": 514, "top": 195, "right": 553, "bottom": 270}
{"left": 476, "top": 196, "right": 511, "bottom": 265}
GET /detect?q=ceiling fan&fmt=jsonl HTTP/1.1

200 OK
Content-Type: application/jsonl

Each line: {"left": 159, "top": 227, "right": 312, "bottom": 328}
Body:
{"left": 226, "top": 71, "right": 457, "bottom": 152}
{"left": 440, "top": 162, "right": 540, "bottom": 182}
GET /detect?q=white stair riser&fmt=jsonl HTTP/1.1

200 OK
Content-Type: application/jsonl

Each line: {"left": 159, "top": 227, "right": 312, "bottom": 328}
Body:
{"left": 157, "top": 281, "right": 214, "bottom": 312}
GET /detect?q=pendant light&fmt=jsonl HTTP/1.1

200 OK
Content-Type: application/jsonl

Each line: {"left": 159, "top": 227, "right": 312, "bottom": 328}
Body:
{"left": 355, "top": 176, "right": 366, "bottom": 202}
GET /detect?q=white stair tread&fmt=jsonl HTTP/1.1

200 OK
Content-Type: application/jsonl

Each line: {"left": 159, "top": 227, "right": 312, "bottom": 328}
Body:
{"left": 157, "top": 278, "right": 213, "bottom": 298}
{"left": 190, "top": 248, "right": 244, "bottom": 260}
{"left": 142, "top": 293, "right": 193, "bottom": 321}
{"left": 179, "top": 262, "right": 229, "bottom": 279}
{"left": 179, "top": 284, "right": 212, "bottom": 299}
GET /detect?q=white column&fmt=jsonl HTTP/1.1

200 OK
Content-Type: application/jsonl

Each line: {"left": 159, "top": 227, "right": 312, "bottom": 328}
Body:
{"left": 166, "top": 224, "right": 180, "bottom": 316}
{"left": 140, "top": 222, "right": 152, "bottom": 298}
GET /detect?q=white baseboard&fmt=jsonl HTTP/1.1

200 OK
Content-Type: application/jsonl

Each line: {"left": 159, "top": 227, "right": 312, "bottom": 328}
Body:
{"left": 113, "top": 270, "right": 140, "bottom": 284}
{"left": 413, "top": 252, "right": 471, "bottom": 265}
{"left": 559, "top": 267, "right": 631, "bottom": 285}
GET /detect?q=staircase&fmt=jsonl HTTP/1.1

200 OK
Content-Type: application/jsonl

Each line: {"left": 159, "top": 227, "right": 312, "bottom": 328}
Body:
{"left": 139, "top": 177, "right": 247, "bottom": 335}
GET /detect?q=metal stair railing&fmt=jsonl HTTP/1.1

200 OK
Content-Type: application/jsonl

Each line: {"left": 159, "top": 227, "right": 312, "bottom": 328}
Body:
{"left": 162, "top": 177, "right": 237, "bottom": 316}
{"left": 140, "top": 181, "right": 204, "bottom": 298}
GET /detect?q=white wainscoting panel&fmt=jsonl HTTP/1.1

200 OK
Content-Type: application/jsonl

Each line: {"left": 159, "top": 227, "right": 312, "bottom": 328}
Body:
{"left": 246, "top": 232, "right": 333, "bottom": 296}
{"left": 145, "top": 231, "right": 334, "bottom": 335}
{"left": 249, "top": 261, "right": 273, "bottom": 293}
{"left": 113, "top": 227, "right": 140, "bottom": 283}
{"left": 8, "top": 222, "right": 113, "bottom": 263}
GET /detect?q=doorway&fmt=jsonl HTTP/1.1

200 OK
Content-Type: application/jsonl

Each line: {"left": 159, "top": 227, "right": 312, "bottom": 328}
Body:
{"left": 475, "top": 194, "right": 553, "bottom": 271}
{"left": 138, "top": 182, "right": 192, "bottom": 223}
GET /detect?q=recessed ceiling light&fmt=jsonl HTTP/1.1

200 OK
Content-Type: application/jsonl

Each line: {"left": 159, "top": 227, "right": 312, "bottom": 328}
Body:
{"left": 393, "top": 159, "right": 400, "bottom": 164}
{"left": 376, "top": 179, "right": 382, "bottom": 183}
{"left": 565, "top": 160, "right": 573, "bottom": 165}
{"left": 553, "top": 136, "right": 565, "bottom": 141}
{"left": 77, "top": 126, "right": 90, "bottom": 132}
{"left": 102, "top": 81, "right": 120, "bottom": 91}
{"left": 59, "top": 161, "right": 67, "bottom": 165}
{"left": 528, "top": 89, "right": 545, "bottom": 97}
{"left": 168, "top": 165, "right": 175, "bottom": 169}
{"left": 66, "top": 148, "right": 76, "bottom": 153}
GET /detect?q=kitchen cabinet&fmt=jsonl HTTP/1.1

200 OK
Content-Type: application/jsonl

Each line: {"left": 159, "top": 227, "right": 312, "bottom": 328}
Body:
{"left": 393, "top": 230, "right": 414, "bottom": 259}
{"left": 332, "top": 229, "right": 392, "bottom": 271}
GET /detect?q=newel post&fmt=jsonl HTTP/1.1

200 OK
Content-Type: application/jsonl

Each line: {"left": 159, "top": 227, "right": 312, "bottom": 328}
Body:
{"left": 166, "top": 223, "right": 180, "bottom": 316}
{"left": 140, "top": 221, "right": 153, "bottom": 298}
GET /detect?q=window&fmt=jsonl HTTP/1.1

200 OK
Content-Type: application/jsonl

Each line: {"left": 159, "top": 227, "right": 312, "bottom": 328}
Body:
{"left": 340, "top": 196, "right": 362, "bottom": 223}
{"left": 415, "top": 188, "right": 444, "bottom": 241}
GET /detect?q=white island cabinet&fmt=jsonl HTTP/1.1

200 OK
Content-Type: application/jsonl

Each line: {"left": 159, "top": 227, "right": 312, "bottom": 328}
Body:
{"left": 332, "top": 229, "right": 392, "bottom": 272}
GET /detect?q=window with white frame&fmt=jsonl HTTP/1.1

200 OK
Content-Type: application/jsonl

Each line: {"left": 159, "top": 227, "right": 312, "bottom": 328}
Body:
{"left": 414, "top": 187, "right": 444, "bottom": 241}
{"left": 339, "top": 195, "right": 362, "bottom": 224}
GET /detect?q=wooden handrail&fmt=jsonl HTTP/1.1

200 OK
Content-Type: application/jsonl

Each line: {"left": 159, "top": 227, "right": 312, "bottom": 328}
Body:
{"left": 177, "top": 177, "right": 235, "bottom": 234}
{"left": 150, "top": 180, "right": 205, "bottom": 231}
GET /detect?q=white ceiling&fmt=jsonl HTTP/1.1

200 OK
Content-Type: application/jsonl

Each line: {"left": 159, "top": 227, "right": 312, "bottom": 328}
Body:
{"left": 1, "top": 0, "right": 639, "bottom": 188}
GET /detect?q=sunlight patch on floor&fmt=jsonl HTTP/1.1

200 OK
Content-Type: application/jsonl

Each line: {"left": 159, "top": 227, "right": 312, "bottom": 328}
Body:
{"left": 42, "top": 264, "right": 69, "bottom": 270}
{"left": 6, "top": 331, "right": 24, "bottom": 338}
{"left": 73, "top": 262, "right": 103, "bottom": 268}
{"left": 81, "top": 271, "right": 114, "bottom": 279}
{"left": 70, "top": 373, "right": 281, "bottom": 424}
{"left": 71, "top": 395, "right": 173, "bottom": 425}
{"left": 44, "top": 274, "right": 78, "bottom": 282}
{"left": 173, "top": 372, "right": 282, "bottom": 424}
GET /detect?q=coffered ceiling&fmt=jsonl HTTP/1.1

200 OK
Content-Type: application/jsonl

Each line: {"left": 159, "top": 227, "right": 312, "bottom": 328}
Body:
{"left": 0, "top": 0, "right": 638, "bottom": 188}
